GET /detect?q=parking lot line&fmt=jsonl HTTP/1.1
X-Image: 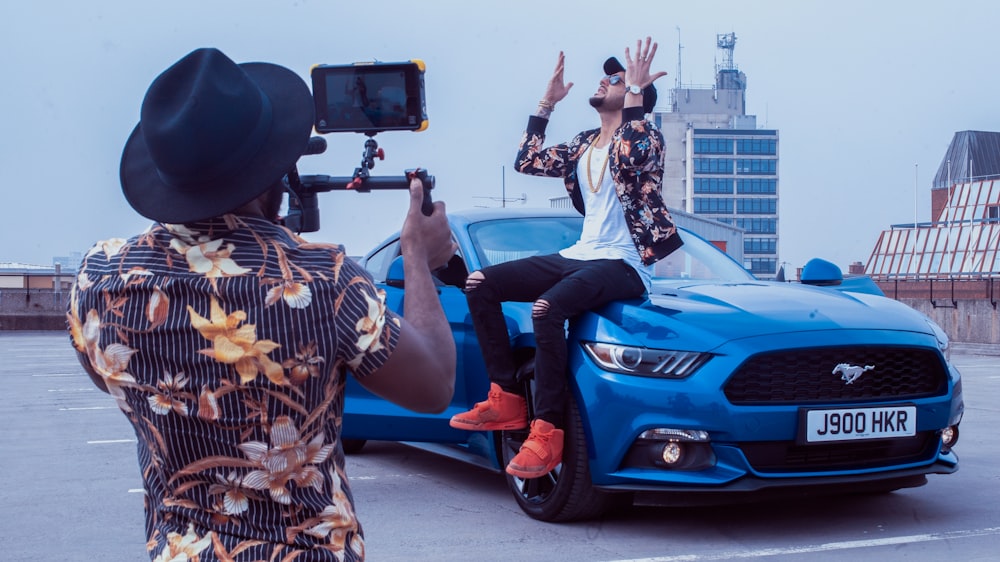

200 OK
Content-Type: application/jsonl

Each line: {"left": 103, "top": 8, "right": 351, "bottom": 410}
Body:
{"left": 59, "top": 406, "right": 116, "bottom": 411}
{"left": 609, "top": 526, "right": 1000, "bottom": 561}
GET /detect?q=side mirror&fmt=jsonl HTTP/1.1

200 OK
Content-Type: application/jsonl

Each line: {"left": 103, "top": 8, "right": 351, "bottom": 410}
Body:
{"left": 386, "top": 255, "right": 405, "bottom": 288}
{"left": 800, "top": 258, "right": 843, "bottom": 286}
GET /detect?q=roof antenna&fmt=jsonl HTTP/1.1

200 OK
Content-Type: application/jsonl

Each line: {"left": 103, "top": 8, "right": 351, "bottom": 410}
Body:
{"left": 676, "top": 26, "right": 683, "bottom": 89}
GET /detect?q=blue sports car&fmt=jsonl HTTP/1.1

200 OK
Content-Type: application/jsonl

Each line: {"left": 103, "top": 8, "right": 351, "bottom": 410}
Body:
{"left": 345, "top": 207, "right": 963, "bottom": 522}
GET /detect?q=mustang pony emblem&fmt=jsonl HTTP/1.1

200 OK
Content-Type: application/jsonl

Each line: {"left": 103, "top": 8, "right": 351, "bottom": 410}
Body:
{"left": 832, "top": 363, "right": 874, "bottom": 385}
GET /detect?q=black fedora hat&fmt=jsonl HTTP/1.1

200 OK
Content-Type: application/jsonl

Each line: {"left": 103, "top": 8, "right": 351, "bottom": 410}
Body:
{"left": 120, "top": 48, "right": 314, "bottom": 223}
{"left": 603, "top": 57, "right": 657, "bottom": 114}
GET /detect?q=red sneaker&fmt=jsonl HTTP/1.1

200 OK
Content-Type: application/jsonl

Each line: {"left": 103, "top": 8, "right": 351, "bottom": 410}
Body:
{"left": 449, "top": 383, "right": 528, "bottom": 430}
{"left": 505, "top": 419, "right": 564, "bottom": 479}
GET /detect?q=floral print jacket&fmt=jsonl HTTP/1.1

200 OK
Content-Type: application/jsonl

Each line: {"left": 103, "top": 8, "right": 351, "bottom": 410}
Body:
{"left": 68, "top": 215, "right": 399, "bottom": 561}
{"left": 514, "top": 106, "right": 682, "bottom": 265}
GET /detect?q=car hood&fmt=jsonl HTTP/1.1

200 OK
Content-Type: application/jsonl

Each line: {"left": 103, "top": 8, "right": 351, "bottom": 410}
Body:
{"left": 589, "top": 280, "right": 935, "bottom": 350}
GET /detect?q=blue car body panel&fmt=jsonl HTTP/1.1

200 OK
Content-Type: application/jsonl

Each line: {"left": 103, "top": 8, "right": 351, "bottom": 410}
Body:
{"left": 344, "top": 207, "right": 962, "bottom": 495}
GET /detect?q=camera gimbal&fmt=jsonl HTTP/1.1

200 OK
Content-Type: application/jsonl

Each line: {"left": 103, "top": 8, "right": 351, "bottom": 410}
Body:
{"left": 281, "top": 135, "right": 435, "bottom": 233}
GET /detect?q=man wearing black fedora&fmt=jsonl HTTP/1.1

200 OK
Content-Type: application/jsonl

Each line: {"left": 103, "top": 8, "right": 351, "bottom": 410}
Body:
{"left": 450, "top": 37, "right": 682, "bottom": 481}
{"left": 69, "top": 47, "right": 456, "bottom": 561}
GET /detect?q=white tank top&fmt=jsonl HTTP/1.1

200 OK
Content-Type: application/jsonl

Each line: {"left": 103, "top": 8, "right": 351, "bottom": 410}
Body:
{"left": 559, "top": 142, "right": 652, "bottom": 290}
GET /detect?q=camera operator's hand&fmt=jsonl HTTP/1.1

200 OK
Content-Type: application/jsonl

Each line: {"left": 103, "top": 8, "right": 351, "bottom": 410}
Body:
{"left": 401, "top": 176, "right": 456, "bottom": 271}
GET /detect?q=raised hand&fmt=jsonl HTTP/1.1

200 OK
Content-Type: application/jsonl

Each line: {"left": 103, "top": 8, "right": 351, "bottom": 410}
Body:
{"left": 624, "top": 37, "right": 668, "bottom": 90}
{"left": 541, "top": 51, "right": 574, "bottom": 107}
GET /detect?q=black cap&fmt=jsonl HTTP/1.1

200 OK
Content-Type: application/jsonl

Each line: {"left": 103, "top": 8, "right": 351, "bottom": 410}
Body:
{"left": 603, "top": 57, "right": 657, "bottom": 113}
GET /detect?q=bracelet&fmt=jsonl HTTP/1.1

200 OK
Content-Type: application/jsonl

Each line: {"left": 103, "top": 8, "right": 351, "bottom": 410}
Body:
{"left": 537, "top": 99, "right": 555, "bottom": 110}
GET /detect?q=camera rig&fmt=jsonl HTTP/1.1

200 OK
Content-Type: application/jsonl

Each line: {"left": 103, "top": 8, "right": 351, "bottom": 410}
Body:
{"left": 282, "top": 134, "right": 434, "bottom": 233}
{"left": 280, "top": 59, "right": 434, "bottom": 233}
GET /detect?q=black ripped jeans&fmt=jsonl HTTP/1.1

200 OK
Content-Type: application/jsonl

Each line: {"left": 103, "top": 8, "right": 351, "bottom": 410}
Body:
{"left": 465, "top": 254, "right": 646, "bottom": 428}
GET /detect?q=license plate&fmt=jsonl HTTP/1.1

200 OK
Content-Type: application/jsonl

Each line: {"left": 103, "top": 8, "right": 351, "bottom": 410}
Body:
{"left": 802, "top": 406, "right": 916, "bottom": 443}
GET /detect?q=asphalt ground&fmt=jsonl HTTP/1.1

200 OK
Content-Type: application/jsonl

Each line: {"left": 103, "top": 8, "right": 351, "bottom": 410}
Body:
{"left": 2, "top": 332, "right": 997, "bottom": 561}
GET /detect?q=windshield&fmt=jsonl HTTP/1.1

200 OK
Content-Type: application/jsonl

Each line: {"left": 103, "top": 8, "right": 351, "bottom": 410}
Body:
{"left": 469, "top": 217, "right": 583, "bottom": 267}
{"left": 467, "top": 216, "right": 755, "bottom": 282}
{"left": 655, "top": 230, "right": 755, "bottom": 282}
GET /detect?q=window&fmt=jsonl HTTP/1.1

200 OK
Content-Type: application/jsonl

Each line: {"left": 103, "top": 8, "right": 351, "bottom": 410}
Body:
{"left": 694, "top": 197, "right": 734, "bottom": 214}
{"left": 744, "top": 257, "right": 777, "bottom": 275}
{"left": 737, "top": 138, "right": 777, "bottom": 155}
{"left": 469, "top": 217, "right": 583, "bottom": 267}
{"left": 737, "top": 198, "right": 777, "bottom": 214}
{"left": 694, "top": 158, "right": 733, "bottom": 174}
{"left": 693, "top": 138, "right": 733, "bottom": 154}
{"left": 737, "top": 178, "right": 777, "bottom": 194}
{"left": 744, "top": 237, "right": 777, "bottom": 254}
{"left": 694, "top": 178, "right": 734, "bottom": 194}
{"left": 735, "top": 218, "right": 777, "bottom": 234}
{"left": 362, "top": 240, "right": 401, "bottom": 282}
{"left": 736, "top": 159, "right": 776, "bottom": 175}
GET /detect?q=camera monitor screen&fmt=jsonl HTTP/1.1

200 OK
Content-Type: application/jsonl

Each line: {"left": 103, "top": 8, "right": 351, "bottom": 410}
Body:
{"left": 312, "top": 61, "right": 428, "bottom": 134}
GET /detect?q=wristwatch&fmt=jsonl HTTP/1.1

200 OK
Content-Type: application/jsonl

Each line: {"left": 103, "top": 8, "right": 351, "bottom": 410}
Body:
{"left": 626, "top": 84, "right": 642, "bottom": 95}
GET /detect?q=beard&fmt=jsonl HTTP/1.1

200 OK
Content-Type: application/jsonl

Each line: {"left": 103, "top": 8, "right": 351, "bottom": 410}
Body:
{"left": 589, "top": 93, "right": 623, "bottom": 112}
{"left": 262, "top": 182, "right": 286, "bottom": 222}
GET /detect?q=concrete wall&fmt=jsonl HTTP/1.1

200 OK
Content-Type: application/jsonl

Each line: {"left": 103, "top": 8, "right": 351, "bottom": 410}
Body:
{"left": 0, "top": 289, "right": 70, "bottom": 330}
{"left": 874, "top": 279, "right": 1000, "bottom": 350}
{"left": 4, "top": 287, "right": 999, "bottom": 355}
{"left": 896, "top": 298, "right": 1000, "bottom": 347}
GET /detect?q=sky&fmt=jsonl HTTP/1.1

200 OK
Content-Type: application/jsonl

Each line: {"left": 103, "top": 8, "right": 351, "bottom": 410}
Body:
{"left": 3, "top": 0, "right": 999, "bottom": 273}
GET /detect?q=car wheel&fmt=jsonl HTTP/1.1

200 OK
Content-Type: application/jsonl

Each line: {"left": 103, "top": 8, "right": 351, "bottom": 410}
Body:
{"left": 500, "top": 358, "right": 627, "bottom": 522}
{"left": 342, "top": 438, "right": 367, "bottom": 454}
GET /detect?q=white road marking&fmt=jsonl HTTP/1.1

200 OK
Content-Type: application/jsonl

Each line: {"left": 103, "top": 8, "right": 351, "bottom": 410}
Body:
{"left": 60, "top": 406, "right": 116, "bottom": 411}
{"left": 87, "top": 439, "right": 137, "bottom": 444}
{"left": 607, "top": 527, "right": 1000, "bottom": 561}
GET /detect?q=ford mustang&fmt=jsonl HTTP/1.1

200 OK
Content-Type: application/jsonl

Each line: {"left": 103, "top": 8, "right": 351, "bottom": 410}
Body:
{"left": 344, "top": 207, "right": 963, "bottom": 522}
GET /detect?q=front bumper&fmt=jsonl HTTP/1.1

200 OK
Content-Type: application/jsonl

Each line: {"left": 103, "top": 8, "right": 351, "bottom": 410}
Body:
{"left": 570, "top": 331, "right": 963, "bottom": 492}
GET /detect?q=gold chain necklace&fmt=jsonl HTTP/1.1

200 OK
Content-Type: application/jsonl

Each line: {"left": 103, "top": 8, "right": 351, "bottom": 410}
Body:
{"left": 586, "top": 136, "right": 610, "bottom": 193}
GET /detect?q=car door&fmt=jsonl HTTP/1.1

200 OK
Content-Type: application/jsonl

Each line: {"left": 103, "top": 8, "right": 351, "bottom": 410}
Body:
{"left": 343, "top": 241, "right": 487, "bottom": 444}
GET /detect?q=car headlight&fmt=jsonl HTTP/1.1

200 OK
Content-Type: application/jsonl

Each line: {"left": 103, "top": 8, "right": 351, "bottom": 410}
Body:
{"left": 923, "top": 315, "right": 951, "bottom": 360}
{"left": 582, "top": 342, "right": 710, "bottom": 378}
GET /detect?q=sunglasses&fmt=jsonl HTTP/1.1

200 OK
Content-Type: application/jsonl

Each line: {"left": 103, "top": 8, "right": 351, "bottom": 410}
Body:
{"left": 605, "top": 75, "right": 624, "bottom": 85}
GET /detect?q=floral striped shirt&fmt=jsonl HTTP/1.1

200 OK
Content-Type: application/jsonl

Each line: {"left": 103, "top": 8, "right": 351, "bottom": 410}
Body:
{"left": 68, "top": 215, "right": 399, "bottom": 561}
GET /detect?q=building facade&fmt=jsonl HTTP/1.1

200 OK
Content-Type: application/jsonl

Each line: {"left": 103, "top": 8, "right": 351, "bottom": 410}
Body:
{"left": 867, "top": 131, "right": 1000, "bottom": 279}
{"left": 652, "top": 33, "right": 780, "bottom": 279}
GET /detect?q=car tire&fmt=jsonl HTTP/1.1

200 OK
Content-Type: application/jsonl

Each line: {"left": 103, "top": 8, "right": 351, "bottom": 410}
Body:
{"left": 500, "top": 358, "right": 628, "bottom": 522}
{"left": 342, "top": 438, "right": 367, "bottom": 454}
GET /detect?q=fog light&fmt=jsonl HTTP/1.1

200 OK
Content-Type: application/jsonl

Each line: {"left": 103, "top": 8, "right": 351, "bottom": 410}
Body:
{"left": 625, "top": 427, "right": 716, "bottom": 471}
{"left": 661, "top": 441, "right": 683, "bottom": 464}
{"left": 941, "top": 425, "right": 959, "bottom": 449}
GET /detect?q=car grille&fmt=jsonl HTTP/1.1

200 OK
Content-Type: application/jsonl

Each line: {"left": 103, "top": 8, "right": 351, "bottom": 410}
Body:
{"left": 740, "top": 432, "right": 939, "bottom": 473}
{"left": 724, "top": 346, "right": 949, "bottom": 405}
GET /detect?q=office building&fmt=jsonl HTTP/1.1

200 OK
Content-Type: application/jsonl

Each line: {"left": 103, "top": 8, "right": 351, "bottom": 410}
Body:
{"left": 652, "top": 32, "right": 780, "bottom": 279}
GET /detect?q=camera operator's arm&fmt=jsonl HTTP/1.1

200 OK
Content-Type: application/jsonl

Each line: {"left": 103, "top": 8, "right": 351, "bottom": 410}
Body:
{"left": 356, "top": 178, "right": 457, "bottom": 413}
